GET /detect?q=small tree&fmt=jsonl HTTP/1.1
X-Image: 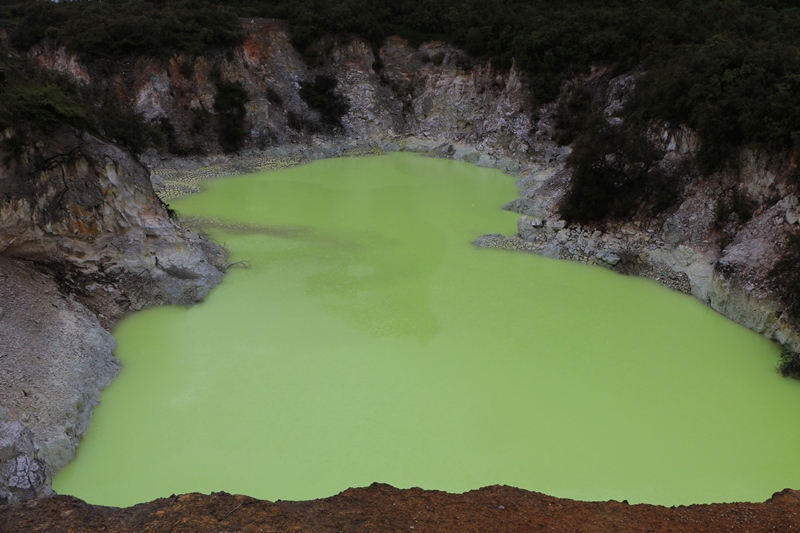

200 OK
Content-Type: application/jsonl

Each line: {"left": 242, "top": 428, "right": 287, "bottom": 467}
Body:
{"left": 213, "top": 80, "right": 249, "bottom": 153}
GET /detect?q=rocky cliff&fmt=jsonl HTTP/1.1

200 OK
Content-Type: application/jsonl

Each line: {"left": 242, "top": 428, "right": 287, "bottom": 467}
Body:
{"left": 3, "top": 14, "right": 799, "bottom": 523}
{"left": 0, "top": 125, "right": 226, "bottom": 503}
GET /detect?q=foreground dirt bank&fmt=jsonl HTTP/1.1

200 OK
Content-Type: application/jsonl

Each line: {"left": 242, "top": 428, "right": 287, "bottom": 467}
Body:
{"left": 3, "top": 484, "right": 800, "bottom": 532}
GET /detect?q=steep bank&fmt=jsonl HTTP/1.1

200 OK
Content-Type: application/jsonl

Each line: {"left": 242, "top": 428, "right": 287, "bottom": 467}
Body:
{"left": 0, "top": 126, "right": 226, "bottom": 503}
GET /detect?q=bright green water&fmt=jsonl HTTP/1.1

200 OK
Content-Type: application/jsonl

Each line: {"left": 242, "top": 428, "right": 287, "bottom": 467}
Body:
{"left": 54, "top": 153, "right": 800, "bottom": 507}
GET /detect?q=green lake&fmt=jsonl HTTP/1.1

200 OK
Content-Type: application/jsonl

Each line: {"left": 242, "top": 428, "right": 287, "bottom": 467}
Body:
{"left": 53, "top": 153, "right": 800, "bottom": 507}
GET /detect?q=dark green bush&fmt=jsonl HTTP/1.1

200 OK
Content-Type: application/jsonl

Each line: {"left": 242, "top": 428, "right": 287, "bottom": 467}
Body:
{"left": 769, "top": 232, "right": 800, "bottom": 323}
{"left": 714, "top": 190, "right": 757, "bottom": 229}
{"left": 554, "top": 85, "right": 593, "bottom": 146}
{"left": 558, "top": 116, "right": 675, "bottom": 223}
{"left": 213, "top": 80, "right": 249, "bottom": 153}
{"left": 0, "top": 57, "right": 90, "bottom": 132}
{"left": 1, "top": 81, "right": 88, "bottom": 128}
{"left": 4, "top": 0, "right": 800, "bottom": 186}
{"left": 287, "top": 111, "right": 313, "bottom": 132}
{"left": 97, "top": 106, "right": 165, "bottom": 155}
{"left": 299, "top": 75, "right": 349, "bottom": 130}
{"left": 777, "top": 348, "right": 800, "bottom": 380}
{"left": 10, "top": 0, "right": 243, "bottom": 63}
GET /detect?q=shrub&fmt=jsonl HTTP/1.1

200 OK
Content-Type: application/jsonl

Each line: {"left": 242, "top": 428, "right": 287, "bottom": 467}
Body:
{"left": 714, "top": 190, "right": 757, "bottom": 229}
{"left": 10, "top": 0, "right": 243, "bottom": 64}
{"left": 778, "top": 348, "right": 800, "bottom": 380}
{"left": 0, "top": 57, "right": 91, "bottom": 134}
{"left": 214, "top": 80, "right": 249, "bottom": 153}
{"left": 97, "top": 106, "right": 165, "bottom": 155}
{"left": 554, "top": 85, "right": 593, "bottom": 146}
{"left": 299, "top": 75, "right": 349, "bottom": 130}
{"left": 558, "top": 116, "right": 675, "bottom": 223}
{"left": 769, "top": 232, "right": 800, "bottom": 322}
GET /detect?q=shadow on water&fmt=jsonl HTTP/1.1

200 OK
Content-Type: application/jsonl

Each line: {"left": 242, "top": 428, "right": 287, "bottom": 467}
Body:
{"left": 182, "top": 216, "right": 312, "bottom": 238}
{"left": 301, "top": 231, "right": 442, "bottom": 343}
{"left": 202, "top": 216, "right": 443, "bottom": 343}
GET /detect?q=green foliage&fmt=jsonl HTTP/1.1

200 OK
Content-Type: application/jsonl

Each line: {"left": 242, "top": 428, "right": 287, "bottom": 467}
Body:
{"left": 2, "top": 81, "right": 88, "bottom": 128}
{"left": 558, "top": 117, "right": 676, "bottom": 223}
{"left": 629, "top": 33, "right": 800, "bottom": 174}
{"left": 769, "top": 232, "right": 800, "bottom": 322}
{"left": 10, "top": 0, "right": 243, "bottom": 63}
{"left": 98, "top": 106, "right": 165, "bottom": 155}
{"left": 554, "top": 85, "right": 593, "bottom": 146}
{"left": 4, "top": 0, "right": 800, "bottom": 187}
{"left": 299, "top": 75, "right": 349, "bottom": 130}
{"left": 0, "top": 58, "right": 90, "bottom": 132}
{"left": 714, "top": 190, "right": 757, "bottom": 229}
{"left": 287, "top": 111, "right": 313, "bottom": 132}
{"left": 777, "top": 348, "right": 800, "bottom": 380}
{"left": 213, "top": 80, "right": 249, "bottom": 153}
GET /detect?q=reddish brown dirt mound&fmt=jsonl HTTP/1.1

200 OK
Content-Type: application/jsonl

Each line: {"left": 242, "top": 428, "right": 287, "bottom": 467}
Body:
{"left": 2, "top": 484, "right": 800, "bottom": 532}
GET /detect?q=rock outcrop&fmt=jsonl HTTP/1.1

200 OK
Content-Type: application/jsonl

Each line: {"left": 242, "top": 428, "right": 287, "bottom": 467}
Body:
{"left": 0, "top": 126, "right": 227, "bottom": 498}
{"left": 0, "top": 421, "right": 51, "bottom": 505}
{"left": 0, "top": 126, "right": 226, "bottom": 318}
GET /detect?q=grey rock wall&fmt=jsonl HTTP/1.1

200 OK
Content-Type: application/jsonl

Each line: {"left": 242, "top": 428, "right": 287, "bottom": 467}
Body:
{"left": 0, "top": 129, "right": 226, "bottom": 498}
{"left": 0, "top": 421, "right": 51, "bottom": 505}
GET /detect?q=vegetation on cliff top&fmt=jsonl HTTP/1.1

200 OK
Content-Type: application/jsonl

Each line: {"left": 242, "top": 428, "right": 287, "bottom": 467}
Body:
{"left": 213, "top": 80, "right": 249, "bottom": 153}
{"left": 0, "top": 0, "right": 244, "bottom": 155}
{"left": 0, "top": 49, "right": 164, "bottom": 157}
{"left": 220, "top": 0, "right": 800, "bottom": 174}
{"left": 5, "top": 0, "right": 243, "bottom": 63}
{"left": 2, "top": 1, "right": 799, "bottom": 172}
{"left": 2, "top": 1, "right": 800, "bottom": 206}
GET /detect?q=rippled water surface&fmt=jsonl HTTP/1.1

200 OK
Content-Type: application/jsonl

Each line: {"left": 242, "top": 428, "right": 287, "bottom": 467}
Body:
{"left": 54, "top": 153, "right": 800, "bottom": 506}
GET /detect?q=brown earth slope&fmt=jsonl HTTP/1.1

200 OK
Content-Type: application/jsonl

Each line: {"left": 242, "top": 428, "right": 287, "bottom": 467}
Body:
{"left": 3, "top": 484, "right": 800, "bottom": 532}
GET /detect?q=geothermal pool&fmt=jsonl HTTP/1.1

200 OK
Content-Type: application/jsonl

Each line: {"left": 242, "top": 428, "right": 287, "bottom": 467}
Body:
{"left": 54, "top": 153, "right": 800, "bottom": 507}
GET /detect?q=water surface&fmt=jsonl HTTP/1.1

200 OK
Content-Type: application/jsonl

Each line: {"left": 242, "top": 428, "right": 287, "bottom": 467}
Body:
{"left": 54, "top": 153, "right": 800, "bottom": 506}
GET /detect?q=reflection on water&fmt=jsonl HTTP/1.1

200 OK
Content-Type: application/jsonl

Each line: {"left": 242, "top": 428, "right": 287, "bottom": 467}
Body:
{"left": 54, "top": 153, "right": 800, "bottom": 508}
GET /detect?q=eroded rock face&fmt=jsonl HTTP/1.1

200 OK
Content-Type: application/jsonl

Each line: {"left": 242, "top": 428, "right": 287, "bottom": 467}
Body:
{"left": 0, "top": 126, "right": 226, "bottom": 320}
{"left": 0, "top": 422, "right": 51, "bottom": 505}
{"left": 31, "top": 20, "right": 536, "bottom": 162}
{"left": 0, "top": 257, "right": 118, "bottom": 475}
{"left": 0, "top": 128, "right": 226, "bottom": 497}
